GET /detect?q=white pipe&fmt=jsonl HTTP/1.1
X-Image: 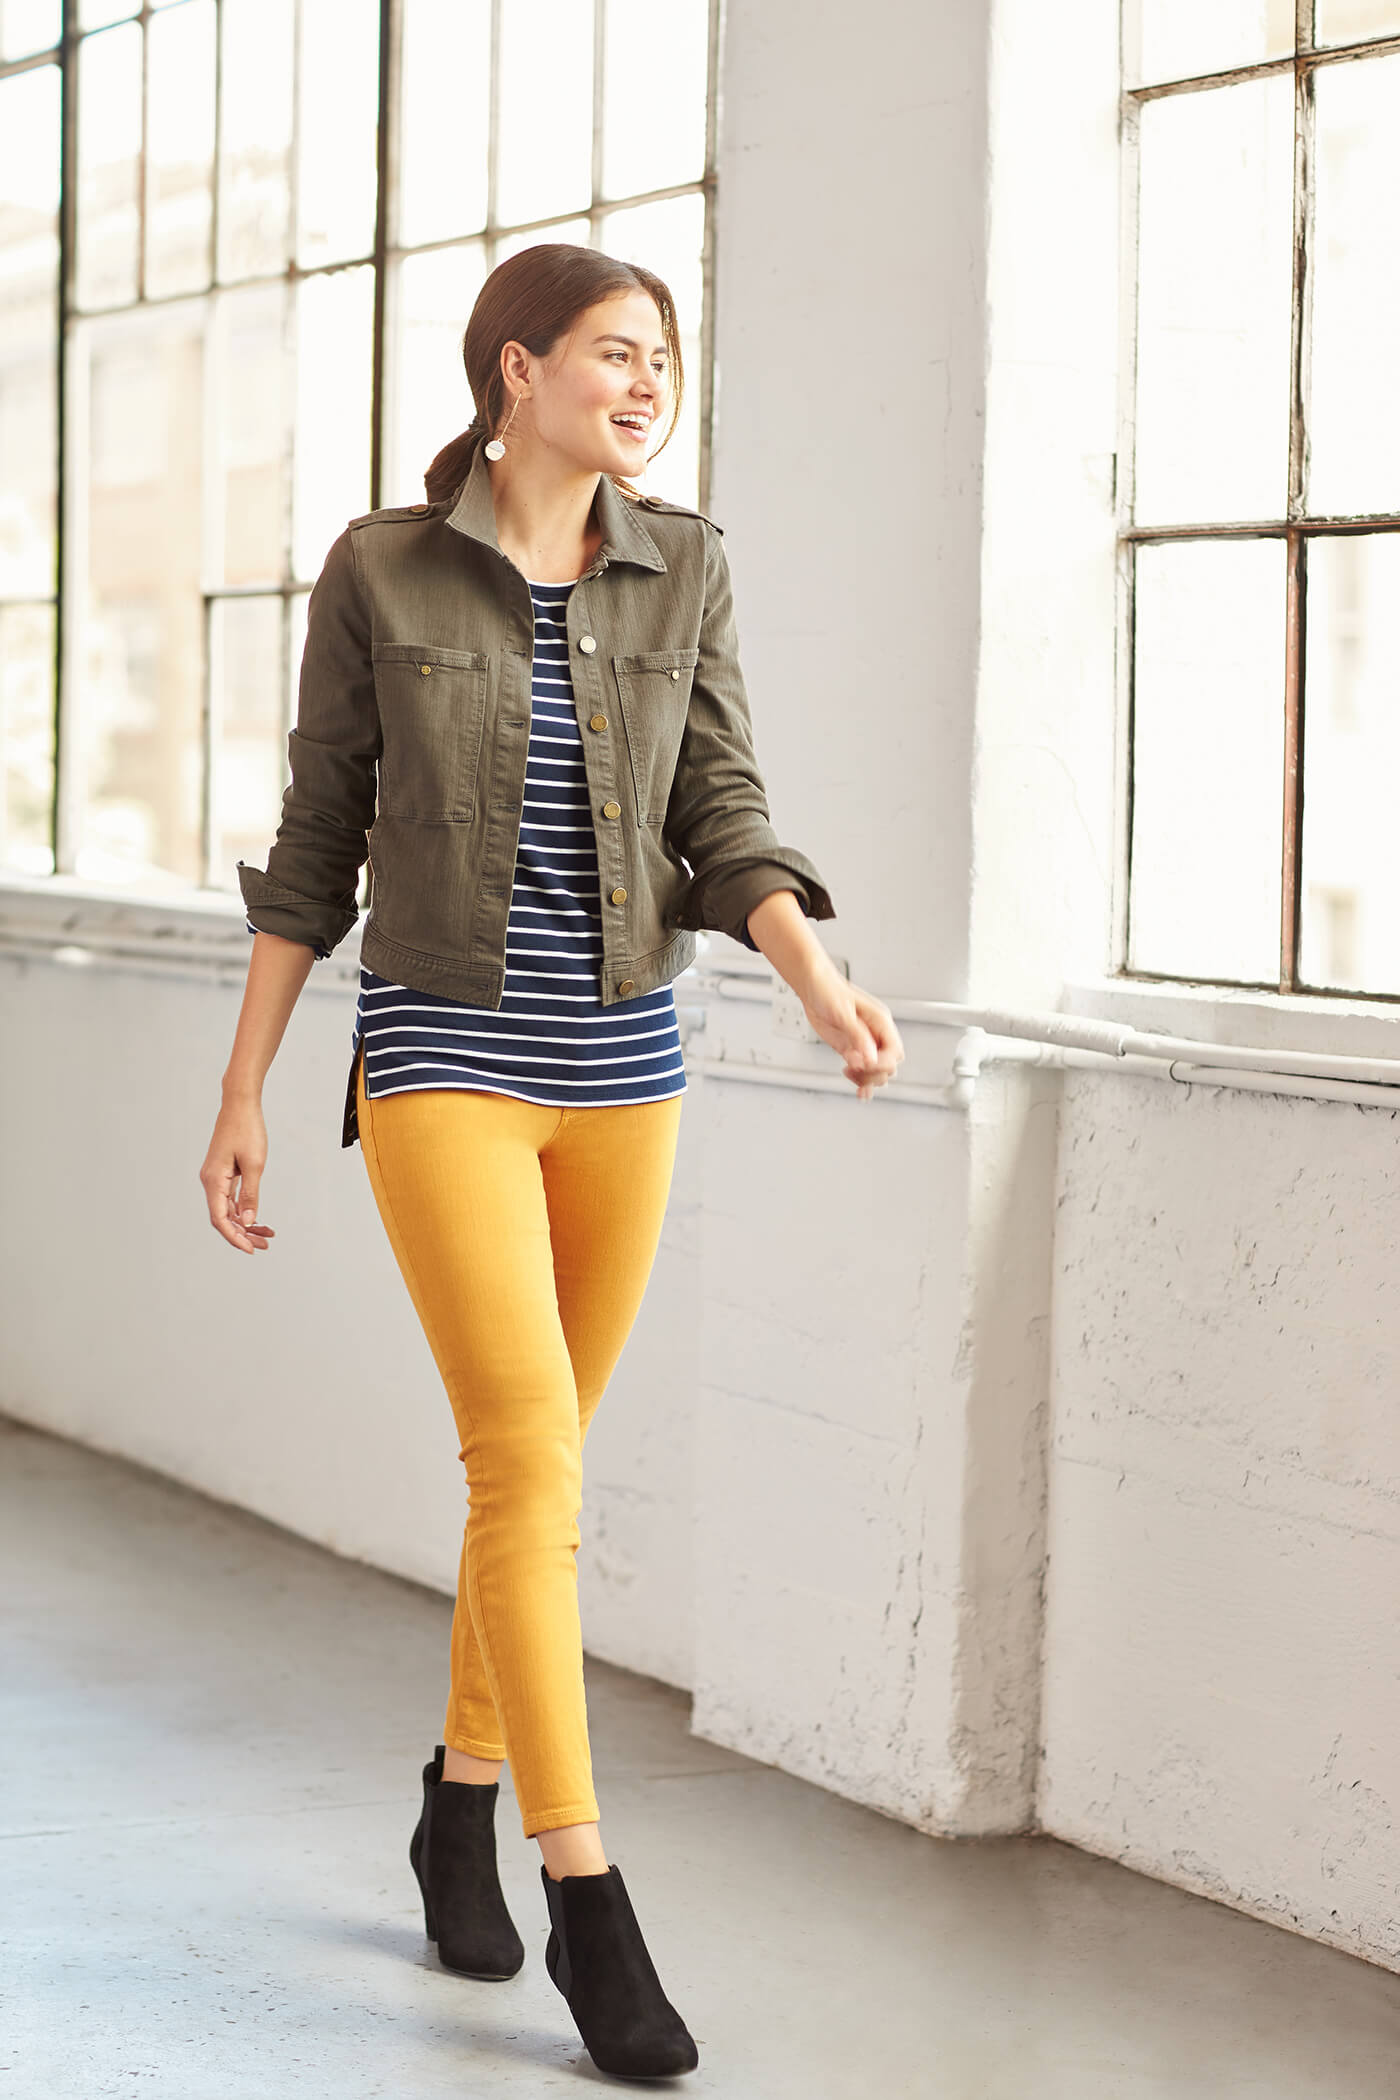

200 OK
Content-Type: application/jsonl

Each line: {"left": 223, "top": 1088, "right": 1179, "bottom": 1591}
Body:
{"left": 976, "top": 1036, "right": 1400, "bottom": 1111}
{"left": 689, "top": 1057, "right": 975, "bottom": 1110}
{"left": 896, "top": 997, "right": 1400, "bottom": 1088}
{"left": 0, "top": 933, "right": 359, "bottom": 999}
{"left": 697, "top": 970, "right": 1400, "bottom": 1111}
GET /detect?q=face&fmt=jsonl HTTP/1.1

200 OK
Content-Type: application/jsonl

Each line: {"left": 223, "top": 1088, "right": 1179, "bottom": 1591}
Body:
{"left": 507, "top": 289, "right": 672, "bottom": 472}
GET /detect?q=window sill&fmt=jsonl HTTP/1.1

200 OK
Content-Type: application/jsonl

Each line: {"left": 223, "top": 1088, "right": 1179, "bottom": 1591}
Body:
{"left": 0, "top": 872, "right": 363, "bottom": 991}
{"left": 1064, "top": 972, "right": 1400, "bottom": 1065}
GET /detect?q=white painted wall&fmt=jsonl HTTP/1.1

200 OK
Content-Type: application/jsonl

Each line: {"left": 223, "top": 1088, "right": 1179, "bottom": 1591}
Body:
{"left": 4, "top": 0, "right": 1398, "bottom": 1982}
{"left": 1042, "top": 1056, "right": 1400, "bottom": 1971}
{"left": 682, "top": 0, "right": 1054, "bottom": 1839}
{"left": 978, "top": 0, "right": 1400, "bottom": 1973}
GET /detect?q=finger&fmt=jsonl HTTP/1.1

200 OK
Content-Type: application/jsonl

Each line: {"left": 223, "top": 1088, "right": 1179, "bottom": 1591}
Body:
{"left": 209, "top": 1202, "right": 264, "bottom": 1254}
{"left": 862, "top": 1007, "right": 904, "bottom": 1058}
{"left": 234, "top": 1168, "right": 262, "bottom": 1231}
{"left": 843, "top": 1018, "right": 881, "bottom": 1070}
{"left": 209, "top": 1168, "right": 269, "bottom": 1254}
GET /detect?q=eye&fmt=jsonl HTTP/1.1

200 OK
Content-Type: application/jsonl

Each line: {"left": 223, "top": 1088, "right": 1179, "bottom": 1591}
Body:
{"left": 608, "top": 350, "right": 669, "bottom": 374}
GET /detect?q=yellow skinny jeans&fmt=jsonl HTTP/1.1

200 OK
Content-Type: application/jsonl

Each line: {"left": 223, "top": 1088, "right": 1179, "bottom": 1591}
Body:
{"left": 355, "top": 1054, "right": 684, "bottom": 1838}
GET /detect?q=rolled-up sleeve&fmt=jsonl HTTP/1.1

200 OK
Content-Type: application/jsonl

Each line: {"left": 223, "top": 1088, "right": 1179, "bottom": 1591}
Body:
{"left": 237, "top": 525, "right": 381, "bottom": 959}
{"left": 665, "top": 524, "right": 835, "bottom": 952}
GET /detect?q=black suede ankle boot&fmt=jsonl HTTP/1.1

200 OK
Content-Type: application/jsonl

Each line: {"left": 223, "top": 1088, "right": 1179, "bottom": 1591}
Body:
{"left": 408, "top": 1745, "right": 524, "bottom": 1979}
{"left": 541, "top": 1862, "right": 699, "bottom": 2078}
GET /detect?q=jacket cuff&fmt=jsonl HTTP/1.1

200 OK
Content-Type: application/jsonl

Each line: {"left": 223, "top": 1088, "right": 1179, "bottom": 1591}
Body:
{"left": 675, "top": 850, "right": 835, "bottom": 951}
{"left": 237, "top": 860, "right": 355, "bottom": 960}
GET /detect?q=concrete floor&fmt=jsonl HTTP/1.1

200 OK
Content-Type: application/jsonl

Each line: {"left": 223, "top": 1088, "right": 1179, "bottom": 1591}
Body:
{"left": 4, "top": 1416, "right": 1400, "bottom": 2100}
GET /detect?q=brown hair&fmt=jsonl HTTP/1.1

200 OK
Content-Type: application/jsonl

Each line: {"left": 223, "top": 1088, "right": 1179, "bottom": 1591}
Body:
{"left": 423, "top": 242, "right": 685, "bottom": 507}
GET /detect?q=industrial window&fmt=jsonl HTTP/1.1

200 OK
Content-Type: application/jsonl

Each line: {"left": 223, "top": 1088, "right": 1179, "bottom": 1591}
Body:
{"left": 1120, "top": 1, "right": 1400, "bottom": 998}
{"left": 0, "top": 0, "right": 715, "bottom": 900}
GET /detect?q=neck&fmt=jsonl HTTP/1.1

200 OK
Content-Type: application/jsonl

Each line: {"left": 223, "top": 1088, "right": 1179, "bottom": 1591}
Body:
{"left": 487, "top": 449, "right": 607, "bottom": 582}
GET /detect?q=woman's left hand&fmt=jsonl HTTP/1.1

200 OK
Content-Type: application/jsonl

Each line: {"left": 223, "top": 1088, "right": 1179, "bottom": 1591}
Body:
{"left": 800, "top": 968, "right": 905, "bottom": 1102}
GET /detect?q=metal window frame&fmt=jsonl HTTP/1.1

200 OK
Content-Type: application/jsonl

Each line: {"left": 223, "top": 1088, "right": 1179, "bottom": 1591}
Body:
{"left": 0, "top": 0, "right": 719, "bottom": 896}
{"left": 1117, "top": 0, "right": 1400, "bottom": 1003}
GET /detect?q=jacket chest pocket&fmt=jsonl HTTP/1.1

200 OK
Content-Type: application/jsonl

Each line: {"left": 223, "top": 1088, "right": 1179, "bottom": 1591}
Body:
{"left": 612, "top": 647, "right": 700, "bottom": 825}
{"left": 372, "top": 643, "right": 489, "bottom": 822}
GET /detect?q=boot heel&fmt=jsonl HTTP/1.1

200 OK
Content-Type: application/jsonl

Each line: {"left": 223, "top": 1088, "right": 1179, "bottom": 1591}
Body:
{"left": 409, "top": 1745, "right": 524, "bottom": 1980}
{"left": 540, "top": 1861, "right": 699, "bottom": 2078}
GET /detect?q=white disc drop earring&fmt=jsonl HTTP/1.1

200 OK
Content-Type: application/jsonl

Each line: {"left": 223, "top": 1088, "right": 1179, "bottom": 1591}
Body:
{"left": 484, "top": 390, "right": 523, "bottom": 461}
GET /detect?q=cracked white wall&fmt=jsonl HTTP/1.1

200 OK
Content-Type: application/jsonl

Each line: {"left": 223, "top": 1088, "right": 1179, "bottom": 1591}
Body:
{"left": 1041, "top": 1070, "right": 1400, "bottom": 1969}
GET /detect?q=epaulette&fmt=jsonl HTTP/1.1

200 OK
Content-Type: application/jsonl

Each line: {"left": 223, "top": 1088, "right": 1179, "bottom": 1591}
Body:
{"left": 347, "top": 501, "right": 440, "bottom": 529}
{"left": 634, "top": 492, "right": 724, "bottom": 534}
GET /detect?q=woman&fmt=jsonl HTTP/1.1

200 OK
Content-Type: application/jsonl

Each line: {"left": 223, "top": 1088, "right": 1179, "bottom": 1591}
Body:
{"left": 200, "top": 243, "right": 903, "bottom": 2083}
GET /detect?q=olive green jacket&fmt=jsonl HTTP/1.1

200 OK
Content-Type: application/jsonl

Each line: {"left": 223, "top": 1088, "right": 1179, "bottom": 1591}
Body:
{"left": 237, "top": 437, "right": 836, "bottom": 1144}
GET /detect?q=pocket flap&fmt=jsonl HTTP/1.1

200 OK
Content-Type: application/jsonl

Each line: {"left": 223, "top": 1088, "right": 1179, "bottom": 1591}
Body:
{"left": 612, "top": 647, "right": 701, "bottom": 675}
{"left": 372, "top": 642, "right": 488, "bottom": 672}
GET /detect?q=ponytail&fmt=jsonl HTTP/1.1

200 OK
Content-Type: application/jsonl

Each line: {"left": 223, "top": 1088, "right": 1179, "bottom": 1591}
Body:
{"left": 424, "top": 419, "right": 485, "bottom": 506}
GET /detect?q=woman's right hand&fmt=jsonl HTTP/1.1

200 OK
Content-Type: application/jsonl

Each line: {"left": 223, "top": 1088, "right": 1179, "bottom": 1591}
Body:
{"left": 200, "top": 1096, "right": 277, "bottom": 1255}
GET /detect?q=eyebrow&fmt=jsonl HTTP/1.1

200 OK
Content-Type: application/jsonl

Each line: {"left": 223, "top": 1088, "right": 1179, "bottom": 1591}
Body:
{"left": 591, "top": 334, "right": 669, "bottom": 353}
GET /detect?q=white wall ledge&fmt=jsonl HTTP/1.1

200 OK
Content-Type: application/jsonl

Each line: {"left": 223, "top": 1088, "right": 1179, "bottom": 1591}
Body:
{"left": 1065, "top": 973, "right": 1400, "bottom": 1066}
{"left": 0, "top": 873, "right": 363, "bottom": 995}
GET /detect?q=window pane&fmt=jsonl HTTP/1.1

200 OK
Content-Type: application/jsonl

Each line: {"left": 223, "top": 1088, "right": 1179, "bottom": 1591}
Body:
{"left": 1, "top": 602, "right": 55, "bottom": 874}
{"left": 598, "top": 192, "right": 704, "bottom": 504}
{"left": 145, "top": 0, "right": 216, "bottom": 300}
{"left": 70, "top": 301, "right": 206, "bottom": 890}
{"left": 211, "top": 281, "right": 289, "bottom": 588}
{"left": 296, "top": 0, "right": 378, "bottom": 269}
{"left": 79, "top": 0, "right": 135, "bottom": 27}
{"left": 0, "top": 63, "right": 60, "bottom": 601}
{"left": 217, "top": 0, "right": 294, "bottom": 283}
{"left": 1299, "top": 535, "right": 1400, "bottom": 992}
{"left": 0, "top": 0, "right": 60, "bottom": 58}
{"left": 497, "top": 0, "right": 593, "bottom": 228}
{"left": 602, "top": 0, "right": 708, "bottom": 200}
{"left": 494, "top": 220, "right": 590, "bottom": 265}
{"left": 292, "top": 266, "right": 373, "bottom": 583}
{"left": 1129, "top": 538, "right": 1285, "bottom": 981}
{"left": 1308, "top": 53, "right": 1400, "bottom": 516}
{"left": 387, "top": 243, "right": 487, "bottom": 508}
{"left": 289, "top": 589, "right": 308, "bottom": 730}
{"left": 1315, "top": 0, "right": 1400, "bottom": 44}
{"left": 211, "top": 593, "right": 286, "bottom": 891}
{"left": 76, "top": 20, "right": 142, "bottom": 310}
{"left": 1134, "top": 76, "right": 1293, "bottom": 524}
{"left": 399, "top": 0, "right": 489, "bottom": 248}
{"left": 1129, "top": 0, "right": 1295, "bottom": 85}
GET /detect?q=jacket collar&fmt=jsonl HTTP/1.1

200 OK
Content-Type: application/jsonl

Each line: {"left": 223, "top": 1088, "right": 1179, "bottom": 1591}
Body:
{"left": 443, "top": 439, "right": 668, "bottom": 574}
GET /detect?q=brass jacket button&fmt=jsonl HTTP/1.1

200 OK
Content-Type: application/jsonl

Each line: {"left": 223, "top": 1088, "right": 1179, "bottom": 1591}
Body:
{"left": 602, "top": 800, "right": 621, "bottom": 819}
{"left": 579, "top": 634, "right": 597, "bottom": 654}
{"left": 409, "top": 503, "right": 429, "bottom": 514}
{"left": 670, "top": 668, "right": 680, "bottom": 679}
{"left": 618, "top": 978, "right": 635, "bottom": 995}
{"left": 589, "top": 712, "right": 608, "bottom": 731}
{"left": 419, "top": 663, "right": 433, "bottom": 675}
{"left": 610, "top": 885, "right": 627, "bottom": 904}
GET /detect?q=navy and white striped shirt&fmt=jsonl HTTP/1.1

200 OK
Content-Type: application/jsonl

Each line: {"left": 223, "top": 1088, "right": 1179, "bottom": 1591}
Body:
{"left": 350, "top": 576, "right": 687, "bottom": 1110}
